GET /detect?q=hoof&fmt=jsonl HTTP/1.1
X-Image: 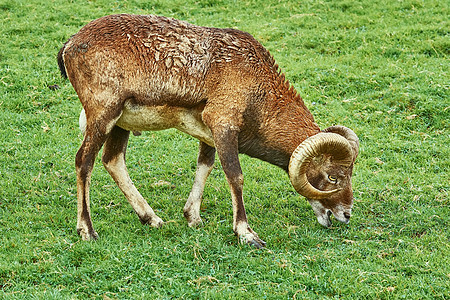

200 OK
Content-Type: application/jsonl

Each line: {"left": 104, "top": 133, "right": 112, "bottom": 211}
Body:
{"left": 236, "top": 225, "right": 266, "bottom": 249}
{"left": 183, "top": 209, "right": 203, "bottom": 227}
{"left": 187, "top": 217, "right": 203, "bottom": 228}
{"left": 140, "top": 215, "right": 164, "bottom": 228}
{"left": 249, "top": 237, "right": 267, "bottom": 249}
{"left": 150, "top": 217, "right": 164, "bottom": 228}
{"left": 77, "top": 228, "right": 99, "bottom": 241}
{"left": 239, "top": 234, "right": 266, "bottom": 249}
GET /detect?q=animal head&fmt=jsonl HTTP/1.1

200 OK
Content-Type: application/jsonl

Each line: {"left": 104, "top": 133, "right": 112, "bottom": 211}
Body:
{"left": 288, "top": 125, "right": 359, "bottom": 227}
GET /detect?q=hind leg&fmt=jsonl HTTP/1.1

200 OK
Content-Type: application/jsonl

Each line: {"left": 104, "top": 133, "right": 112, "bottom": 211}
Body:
{"left": 76, "top": 138, "right": 100, "bottom": 240}
{"left": 76, "top": 108, "right": 122, "bottom": 240}
{"left": 102, "top": 126, "right": 164, "bottom": 227}
{"left": 183, "top": 142, "right": 215, "bottom": 227}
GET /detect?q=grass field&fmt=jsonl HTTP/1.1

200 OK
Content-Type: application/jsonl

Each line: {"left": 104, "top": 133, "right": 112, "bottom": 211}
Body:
{"left": 0, "top": 0, "right": 448, "bottom": 298}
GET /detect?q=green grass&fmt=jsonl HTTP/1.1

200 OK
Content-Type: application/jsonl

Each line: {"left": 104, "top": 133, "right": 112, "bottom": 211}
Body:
{"left": 0, "top": 0, "right": 448, "bottom": 298}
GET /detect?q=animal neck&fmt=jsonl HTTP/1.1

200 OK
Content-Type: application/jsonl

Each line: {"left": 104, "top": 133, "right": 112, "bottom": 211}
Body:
{"left": 239, "top": 76, "right": 321, "bottom": 172}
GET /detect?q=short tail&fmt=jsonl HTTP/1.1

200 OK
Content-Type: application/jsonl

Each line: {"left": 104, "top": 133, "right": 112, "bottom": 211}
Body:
{"left": 57, "top": 42, "right": 68, "bottom": 79}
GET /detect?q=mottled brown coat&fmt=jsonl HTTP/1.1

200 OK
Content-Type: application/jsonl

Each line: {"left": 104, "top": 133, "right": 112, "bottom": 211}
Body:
{"left": 58, "top": 14, "right": 357, "bottom": 248}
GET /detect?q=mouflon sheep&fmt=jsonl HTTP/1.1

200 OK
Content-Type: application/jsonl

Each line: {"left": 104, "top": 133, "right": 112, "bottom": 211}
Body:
{"left": 58, "top": 14, "right": 359, "bottom": 248}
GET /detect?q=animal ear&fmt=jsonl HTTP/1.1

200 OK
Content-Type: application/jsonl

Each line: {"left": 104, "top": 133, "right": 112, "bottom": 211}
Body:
{"left": 322, "top": 125, "right": 359, "bottom": 161}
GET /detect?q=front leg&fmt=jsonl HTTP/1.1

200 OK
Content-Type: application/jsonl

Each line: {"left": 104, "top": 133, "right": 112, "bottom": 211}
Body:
{"left": 184, "top": 142, "right": 215, "bottom": 227}
{"left": 210, "top": 125, "right": 266, "bottom": 249}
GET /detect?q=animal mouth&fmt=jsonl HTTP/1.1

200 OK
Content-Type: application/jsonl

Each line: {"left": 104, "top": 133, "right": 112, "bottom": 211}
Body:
{"left": 327, "top": 209, "right": 351, "bottom": 225}
{"left": 317, "top": 209, "right": 333, "bottom": 228}
{"left": 326, "top": 210, "right": 333, "bottom": 226}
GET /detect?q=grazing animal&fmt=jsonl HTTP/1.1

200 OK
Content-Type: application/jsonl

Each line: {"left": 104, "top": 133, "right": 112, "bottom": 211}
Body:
{"left": 58, "top": 14, "right": 359, "bottom": 248}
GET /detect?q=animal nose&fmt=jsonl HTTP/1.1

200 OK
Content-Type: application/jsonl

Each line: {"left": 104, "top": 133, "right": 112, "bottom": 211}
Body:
{"left": 344, "top": 212, "right": 351, "bottom": 219}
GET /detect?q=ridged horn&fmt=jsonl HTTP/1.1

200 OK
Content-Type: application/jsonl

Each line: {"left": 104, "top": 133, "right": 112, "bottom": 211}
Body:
{"left": 288, "top": 132, "right": 353, "bottom": 200}
{"left": 323, "top": 125, "right": 359, "bottom": 160}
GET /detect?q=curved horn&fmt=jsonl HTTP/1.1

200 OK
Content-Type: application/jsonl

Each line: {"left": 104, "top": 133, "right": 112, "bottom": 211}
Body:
{"left": 323, "top": 125, "right": 359, "bottom": 160}
{"left": 289, "top": 132, "right": 353, "bottom": 200}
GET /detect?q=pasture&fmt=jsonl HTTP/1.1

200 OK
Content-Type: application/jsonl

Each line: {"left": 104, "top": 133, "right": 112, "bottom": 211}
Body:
{"left": 0, "top": 0, "right": 448, "bottom": 298}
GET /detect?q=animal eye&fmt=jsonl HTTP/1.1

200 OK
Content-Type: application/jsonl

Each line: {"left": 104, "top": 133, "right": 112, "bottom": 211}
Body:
{"left": 328, "top": 175, "right": 337, "bottom": 183}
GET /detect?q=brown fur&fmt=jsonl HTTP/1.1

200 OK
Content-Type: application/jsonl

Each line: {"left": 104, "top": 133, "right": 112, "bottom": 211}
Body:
{"left": 58, "top": 14, "right": 355, "bottom": 248}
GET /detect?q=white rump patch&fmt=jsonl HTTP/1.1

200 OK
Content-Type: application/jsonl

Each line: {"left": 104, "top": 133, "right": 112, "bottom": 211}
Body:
{"left": 79, "top": 109, "right": 87, "bottom": 136}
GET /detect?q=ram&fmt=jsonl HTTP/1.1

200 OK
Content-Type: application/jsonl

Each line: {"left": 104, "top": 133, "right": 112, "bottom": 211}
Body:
{"left": 58, "top": 14, "right": 359, "bottom": 248}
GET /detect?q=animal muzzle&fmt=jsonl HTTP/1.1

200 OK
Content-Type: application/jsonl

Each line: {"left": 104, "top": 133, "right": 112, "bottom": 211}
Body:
{"left": 316, "top": 209, "right": 351, "bottom": 227}
{"left": 332, "top": 208, "right": 352, "bottom": 225}
{"left": 308, "top": 200, "right": 351, "bottom": 227}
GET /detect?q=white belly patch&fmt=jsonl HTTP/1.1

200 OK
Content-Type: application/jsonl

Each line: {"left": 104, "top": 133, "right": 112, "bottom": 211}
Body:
{"left": 115, "top": 103, "right": 215, "bottom": 147}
